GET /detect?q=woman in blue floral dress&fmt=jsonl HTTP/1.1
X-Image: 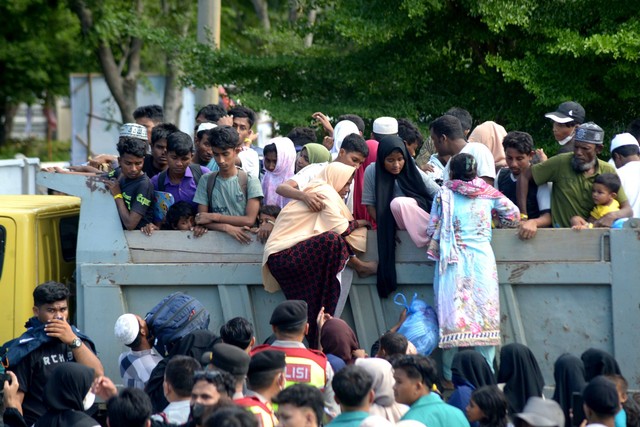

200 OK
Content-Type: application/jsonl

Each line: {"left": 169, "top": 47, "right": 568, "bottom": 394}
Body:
{"left": 425, "top": 153, "right": 519, "bottom": 384}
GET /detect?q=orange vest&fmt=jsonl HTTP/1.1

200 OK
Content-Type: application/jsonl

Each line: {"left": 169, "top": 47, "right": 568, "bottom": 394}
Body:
{"left": 251, "top": 344, "right": 328, "bottom": 389}
{"left": 235, "top": 396, "right": 276, "bottom": 427}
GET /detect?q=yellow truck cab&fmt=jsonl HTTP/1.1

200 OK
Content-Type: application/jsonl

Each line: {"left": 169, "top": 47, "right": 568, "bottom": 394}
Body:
{"left": 0, "top": 195, "right": 80, "bottom": 345}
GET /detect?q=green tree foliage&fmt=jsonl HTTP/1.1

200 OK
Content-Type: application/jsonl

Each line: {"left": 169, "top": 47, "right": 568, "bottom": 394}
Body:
{"left": 0, "top": 0, "right": 85, "bottom": 144}
{"left": 182, "top": 0, "right": 640, "bottom": 154}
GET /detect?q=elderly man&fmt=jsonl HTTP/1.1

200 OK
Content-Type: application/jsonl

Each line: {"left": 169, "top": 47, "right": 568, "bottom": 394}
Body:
{"left": 517, "top": 122, "right": 632, "bottom": 233}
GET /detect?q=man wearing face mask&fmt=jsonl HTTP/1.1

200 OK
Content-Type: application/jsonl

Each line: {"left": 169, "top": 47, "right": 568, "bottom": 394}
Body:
{"left": 235, "top": 350, "right": 287, "bottom": 427}
{"left": 92, "top": 369, "right": 236, "bottom": 427}
{"left": 544, "top": 101, "right": 586, "bottom": 155}
{"left": 1, "top": 281, "right": 104, "bottom": 425}
{"left": 188, "top": 369, "right": 236, "bottom": 427}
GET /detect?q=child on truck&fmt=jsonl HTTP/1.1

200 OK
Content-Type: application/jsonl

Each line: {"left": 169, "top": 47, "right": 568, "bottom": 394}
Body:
{"left": 193, "top": 126, "right": 263, "bottom": 243}
{"left": 571, "top": 173, "right": 622, "bottom": 229}
{"left": 104, "top": 137, "right": 154, "bottom": 230}
{"left": 495, "top": 131, "right": 552, "bottom": 240}
{"left": 150, "top": 130, "right": 210, "bottom": 211}
{"left": 141, "top": 201, "right": 207, "bottom": 236}
{"left": 249, "top": 204, "right": 281, "bottom": 243}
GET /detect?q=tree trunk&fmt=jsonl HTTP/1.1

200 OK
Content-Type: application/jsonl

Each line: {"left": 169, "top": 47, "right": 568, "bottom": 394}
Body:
{"left": 304, "top": 9, "right": 317, "bottom": 48}
{"left": 71, "top": 0, "right": 141, "bottom": 124}
{"left": 251, "top": 0, "right": 271, "bottom": 31}
{"left": 288, "top": 0, "right": 299, "bottom": 24}
{"left": 163, "top": 59, "right": 183, "bottom": 125}
{"left": 0, "top": 102, "right": 18, "bottom": 146}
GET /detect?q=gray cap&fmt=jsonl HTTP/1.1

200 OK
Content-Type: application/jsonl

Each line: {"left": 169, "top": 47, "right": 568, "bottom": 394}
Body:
{"left": 514, "top": 397, "right": 565, "bottom": 427}
{"left": 574, "top": 122, "right": 604, "bottom": 145}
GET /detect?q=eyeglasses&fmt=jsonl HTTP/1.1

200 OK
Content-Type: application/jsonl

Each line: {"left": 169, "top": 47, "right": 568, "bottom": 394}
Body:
{"left": 194, "top": 370, "right": 224, "bottom": 382}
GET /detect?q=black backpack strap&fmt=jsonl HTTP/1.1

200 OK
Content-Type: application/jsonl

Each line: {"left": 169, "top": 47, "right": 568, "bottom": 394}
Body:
{"left": 206, "top": 172, "right": 219, "bottom": 211}
{"left": 156, "top": 170, "right": 167, "bottom": 192}
{"left": 189, "top": 164, "right": 203, "bottom": 184}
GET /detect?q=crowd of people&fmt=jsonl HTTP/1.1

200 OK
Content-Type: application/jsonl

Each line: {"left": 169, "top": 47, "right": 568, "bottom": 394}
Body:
{"left": 18, "top": 100, "right": 640, "bottom": 426}
{"left": 2, "top": 283, "right": 638, "bottom": 427}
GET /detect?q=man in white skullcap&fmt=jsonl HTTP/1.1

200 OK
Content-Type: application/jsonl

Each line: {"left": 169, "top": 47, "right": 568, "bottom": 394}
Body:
{"left": 371, "top": 117, "right": 399, "bottom": 142}
{"left": 114, "top": 313, "right": 162, "bottom": 389}
{"left": 610, "top": 132, "right": 640, "bottom": 217}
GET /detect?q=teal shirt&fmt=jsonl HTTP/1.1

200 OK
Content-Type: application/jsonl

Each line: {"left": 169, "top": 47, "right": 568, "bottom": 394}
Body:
{"left": 402, "top": 393, "right": 469, "bottom": 427}
{"left": 328, "top": 411, "right": 370, "bottom": 427}
{"left": 615, "top": 407, "right": 627, "bottom": 427}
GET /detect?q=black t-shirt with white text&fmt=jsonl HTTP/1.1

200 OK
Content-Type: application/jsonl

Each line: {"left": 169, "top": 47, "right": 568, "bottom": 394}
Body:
{"left": 12, "top": 340, "right": 79, "bottom": 425}
{"left": 107, "top": 168, "right": 154, "bottom": 229}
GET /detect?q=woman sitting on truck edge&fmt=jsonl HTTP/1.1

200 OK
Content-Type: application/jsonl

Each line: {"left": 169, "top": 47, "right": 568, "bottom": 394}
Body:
{"left": 262, "top": 162, "right": 369, "bottom": 348}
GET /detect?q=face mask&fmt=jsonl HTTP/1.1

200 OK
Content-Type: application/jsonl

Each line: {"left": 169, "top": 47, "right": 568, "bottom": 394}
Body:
{"left": 558, "top": 133, "right": 574, "bottom": 146}
{"left": 191, "top": 403, "right": 210, "bottom": 425}
{"left": 83, "top": 391, "right": 95, "bottom": 411}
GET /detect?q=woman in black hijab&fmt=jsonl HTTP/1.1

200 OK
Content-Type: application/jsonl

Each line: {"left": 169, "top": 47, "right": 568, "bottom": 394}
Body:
{"left": 497, "top": 342, "right": 545, "bottom": 415}
{"left": 448, "top": 350, "right": 497, "bottom": 422}
{"left": 35, "top": 363, "right": 99, "bottom": 427}
{"left": 552, "top": 353, "right": 586, "bottom": 427}
{"left": 581, "top": 348, "right": 621, "bottom": 381}
{"left": 371, "top": 135, "right": 437, "bottom": 297}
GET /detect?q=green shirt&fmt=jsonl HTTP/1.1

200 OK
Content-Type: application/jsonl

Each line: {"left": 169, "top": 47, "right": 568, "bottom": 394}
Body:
{"left": 193, "top": 172, "right": 263, "bottom": 216}
{"left": 531, "top": 153, "right": 627, "bottom": 228}
{"left": 402, "top": 393, "right": 469, "bottom": 427}
{"left": 328, "top": 411, "right": 370, "bottom": 427}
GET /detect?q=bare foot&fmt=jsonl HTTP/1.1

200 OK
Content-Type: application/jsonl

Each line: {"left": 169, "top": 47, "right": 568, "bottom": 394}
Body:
{"left": 355, "top": 260, "right": 378, "bottom": 278}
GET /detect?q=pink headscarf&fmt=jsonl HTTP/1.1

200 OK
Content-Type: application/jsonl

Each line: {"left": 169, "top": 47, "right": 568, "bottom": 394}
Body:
{"left": 261, "top": 137, "right": 296, "bottom": 208}
{"left": 468, "top": 121, "right": 508, "bottom": 170}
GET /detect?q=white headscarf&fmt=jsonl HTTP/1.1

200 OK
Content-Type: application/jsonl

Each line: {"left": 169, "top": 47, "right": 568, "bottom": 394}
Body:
{"left": 261, "top": 137, "right": 296, "bottom": 208}
{"left": 331, "top": 120, "right": 360, "bottom": 158}
{"left": 355, "top": 358, "right": 409, "bottom": 423}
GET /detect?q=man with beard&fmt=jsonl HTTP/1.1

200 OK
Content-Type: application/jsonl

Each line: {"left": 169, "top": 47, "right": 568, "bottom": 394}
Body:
{"left": 517, "top": 122, "right": 632, "bottom": 229}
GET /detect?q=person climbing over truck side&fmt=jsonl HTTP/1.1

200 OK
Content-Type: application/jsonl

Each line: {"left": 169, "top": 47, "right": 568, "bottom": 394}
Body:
{"left": 193, "top": 126, "right": 264, "bottom": 244}
{"left": 104, "top": 133, "right": 155, "bottom": 230}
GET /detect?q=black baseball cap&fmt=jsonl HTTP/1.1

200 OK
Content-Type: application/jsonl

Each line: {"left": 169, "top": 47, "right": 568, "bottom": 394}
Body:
{"left": 545, "top": 101, "right": 586, "bottom": 124}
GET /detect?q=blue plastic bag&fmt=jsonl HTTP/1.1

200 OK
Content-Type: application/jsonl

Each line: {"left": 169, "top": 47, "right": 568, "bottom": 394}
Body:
{"left": 394, "top": 292, "right": 439, "bottom": 356}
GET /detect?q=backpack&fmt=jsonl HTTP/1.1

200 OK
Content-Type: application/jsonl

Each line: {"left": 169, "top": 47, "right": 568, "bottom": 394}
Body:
{"left": 206, "top": 168, "right": 248, "bottom": 207}
{"left": 156, "top": 164, "right": 204, "bottom": 192}
{"left": 145, "top": 292, "right": 210, "bottom": 356}
{"left": 394, "top": 292, "right": 439, "bottom": 356}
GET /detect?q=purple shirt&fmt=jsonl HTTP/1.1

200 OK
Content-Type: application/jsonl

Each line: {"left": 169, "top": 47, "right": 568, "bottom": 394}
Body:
{"left": 151, "top": 165, "right": 210, "bottom": 211}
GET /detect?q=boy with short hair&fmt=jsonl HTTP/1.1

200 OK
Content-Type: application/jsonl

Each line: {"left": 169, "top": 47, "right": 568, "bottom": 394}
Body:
{"left": 105, "top": 137, "right": 155, "bottom": 230}
{"left": 398, "top": 118, "right": 425, "bottom": 158}
{"left": 276, "top": 133, "right": 369, "bottom": 212}
{"left": 193, "top": 126, "right": 263, "bottom": 243}
{"left": 143, "top": 123, "right": 178, "bottom": 179}
{"left": 151, "top": 130, "right": 210, "bottom": 211}
{"left": 193, "top": 122, "right": 217, "bottom": 167}
{"left": 571, "top": 173, "right": 622, "bottom": 229}
{"left": 544, "top": 101, "right": 586, "bottom": 154}
{"left": 329, "top": 365, "right": 375, "bottom": 426}
{"left": 393, "top": 355, "right": 468, "bottom": 427}
{"left": 250, "top": 204, "right": 281, "bottom": 243}
{"left": 496, "top": 131, "right": 552, "bottom": 239}
{"left": 134, "top": 104, "right": 164, "bottom": 143}
{"left": 376, "top": 332, "right": 409, "bottom": 359}
{"left": 220, "top": 316, "right": 256, "bottom": 353}
{"left": 272, "top": 384, "right": 325, "bottom": 427}
{"left": 229, "top": 105, "right": 261, "bottom": 179}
